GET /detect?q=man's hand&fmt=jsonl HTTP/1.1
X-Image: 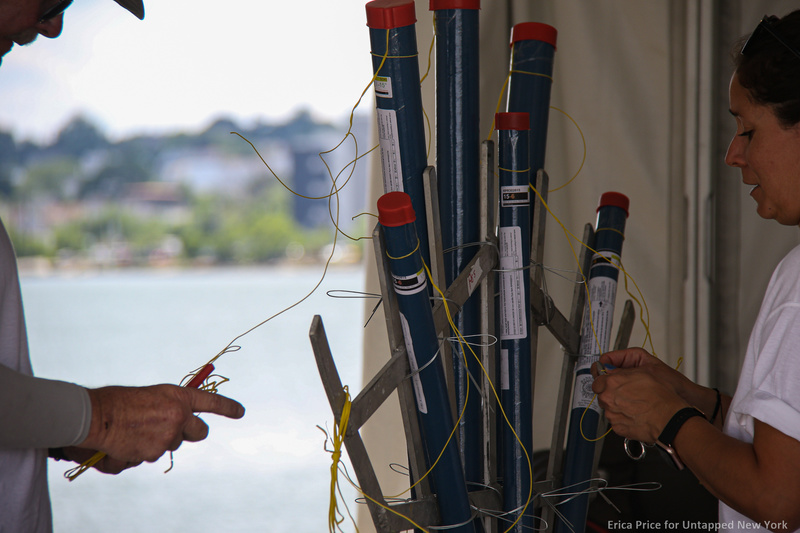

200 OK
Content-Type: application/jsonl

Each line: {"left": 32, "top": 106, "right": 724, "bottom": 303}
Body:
{"left": 60, "top": 446, "right": 139, "bottom": 474}
{"left": 78, "top": 385, "right": 245, "bottom": 465}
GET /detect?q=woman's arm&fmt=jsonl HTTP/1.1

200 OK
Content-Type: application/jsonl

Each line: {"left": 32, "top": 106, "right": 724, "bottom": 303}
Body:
{"left": 674, "top": 416, "right": 800, "bottom": 531}
{"left": 592, "top": 349, "right": 800, "bottom": 530}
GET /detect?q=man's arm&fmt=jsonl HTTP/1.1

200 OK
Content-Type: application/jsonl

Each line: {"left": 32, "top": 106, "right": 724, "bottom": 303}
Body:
{"left": 0, "top": 364, "right": 91, "bottom": 448}
{"left": 1, "top": 363, "right": 245, "bottom": 471}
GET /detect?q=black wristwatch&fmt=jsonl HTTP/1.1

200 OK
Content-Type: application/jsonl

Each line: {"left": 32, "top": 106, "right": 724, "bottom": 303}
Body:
{"left": 655, "top": 406, "right": 705, "bottom": 470}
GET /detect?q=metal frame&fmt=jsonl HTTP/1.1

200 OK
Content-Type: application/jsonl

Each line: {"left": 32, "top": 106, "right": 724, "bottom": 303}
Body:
{"left": 310, "top": 147, "right": 636, "bottom": 532}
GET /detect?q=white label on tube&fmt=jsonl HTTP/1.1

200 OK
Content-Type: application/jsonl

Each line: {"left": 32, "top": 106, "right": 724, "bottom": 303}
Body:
{"left": 571, "top": 372, "right": 601, "bottom": 412}
{"left": 392, "top": 269, "right": 427, "bottom": 296}
{"left": 501, "top": 348, "right": 510, "bottom": 390}
{"left": 399, "top": 312, "right": 428, "bottom": 414}
{"left": 577, "top": 274, "right": 618, "bottom": 371}
{"left": 499, "top": 226, "right": 527, "bottom": 340}
{"left": 374, "top": 76, "right": 393, "bottom": 99}
{"left": 376, "top": 108, "right": 403, "bottom": 193}
{"left": 500, "top": 185, "right": 530, "bottom": 208}
{"left": 571, "top": 254, "right": 620, "bottom": 411}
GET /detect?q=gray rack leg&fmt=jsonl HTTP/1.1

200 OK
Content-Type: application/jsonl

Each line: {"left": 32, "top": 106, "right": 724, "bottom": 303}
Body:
{"left": 310, "top": 315, "right": 440, "bottom": 532}
{"left": 538, "top": 223, "right": 594, "bottom": 531}
{"left": 423, "top": 166, "right": 459, "bottom": 426}
{"left": 529, "top": 168, "right": 549, "bottom": 500}
{"left": 479, "top": 139, "right": 498, "bottom": 533}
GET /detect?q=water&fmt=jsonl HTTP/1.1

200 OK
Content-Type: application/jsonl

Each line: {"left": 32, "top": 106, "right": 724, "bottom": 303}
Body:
{"left": 20, "top": 265, "right": 365, "bottom": 533}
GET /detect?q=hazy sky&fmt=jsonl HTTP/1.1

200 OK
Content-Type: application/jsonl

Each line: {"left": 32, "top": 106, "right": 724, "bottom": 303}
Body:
{"left": 0, "top": 0, "right": 378, "bottom": 142}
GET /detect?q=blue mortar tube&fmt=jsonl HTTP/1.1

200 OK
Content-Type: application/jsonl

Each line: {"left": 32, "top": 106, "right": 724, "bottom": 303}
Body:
{"left": 556, "top": 192, "right": 630, "bottom": 533}
{"left": 429, "top": 0, "right": 484, "bottom": 488}
{"left": 378, "top": 191, "right": 477, "bottom": 533}
{"left": 505, "top": 22, "right": 557, "bottom": 230}
{"left": 367, "top": 0, "right": 431, "bottom": 269}
{"left": 495, "top": 113, "right": 534, "bottom": 532}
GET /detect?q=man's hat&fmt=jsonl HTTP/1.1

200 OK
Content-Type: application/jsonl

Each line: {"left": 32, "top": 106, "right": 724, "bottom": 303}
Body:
{"left": 114, "top": 0, "right": 145, "bottom": 20}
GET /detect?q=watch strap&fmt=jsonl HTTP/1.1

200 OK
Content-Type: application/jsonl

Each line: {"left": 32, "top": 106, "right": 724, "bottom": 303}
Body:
{"left": 658, "top": 406, "right": 705, "bottom": 446}
{"left": 709, "top": 388, "right": 722, "bottom": 425}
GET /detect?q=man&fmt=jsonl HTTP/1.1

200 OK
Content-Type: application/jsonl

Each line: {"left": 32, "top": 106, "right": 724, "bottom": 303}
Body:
{"left": 1, "top": 0, "right": 143, "bottom": 65}
{"left": 0, "top": 2, "right": 246, "bottom": 531}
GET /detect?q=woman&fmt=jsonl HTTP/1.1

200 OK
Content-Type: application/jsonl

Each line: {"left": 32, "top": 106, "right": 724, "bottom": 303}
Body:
{"left": 592, "top": 10, "right": 800, "bottom": 532}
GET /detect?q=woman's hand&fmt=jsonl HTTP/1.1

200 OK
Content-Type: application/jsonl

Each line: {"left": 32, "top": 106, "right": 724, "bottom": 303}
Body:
{"left": 591, "top": 348, "right": 691, "bottom": 442}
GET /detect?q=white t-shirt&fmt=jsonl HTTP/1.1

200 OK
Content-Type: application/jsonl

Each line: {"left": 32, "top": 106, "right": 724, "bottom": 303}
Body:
{"left": 720, "top": 243, "right": 800, "bottom": 532}
{"left": 0, "top": 219, "right": 92, "bottom": 533}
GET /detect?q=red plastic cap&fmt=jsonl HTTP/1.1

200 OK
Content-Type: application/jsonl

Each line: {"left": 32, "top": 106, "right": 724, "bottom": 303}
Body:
{"left": 366, "top": 0, "right": 417, "bottom": 29}
{"left": 495, "top": 112, "right": 530, "bottom": 131}
{"left": 510, "top": 22, "right": 558, "bottom": 49}
{"left": 186, "top": 363, "right": 215, "bottom": 389}
{"left": 598, "top": 192, "right": 630, "bottom": 217}
{"left": 430, "top": 0, "right": 480, "bottom": 10}
{"left": 378, "top": 191, "right": 416, "bottom": 227}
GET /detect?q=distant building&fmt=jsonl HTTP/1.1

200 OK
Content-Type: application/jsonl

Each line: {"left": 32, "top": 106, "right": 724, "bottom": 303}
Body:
{"left": 157, "top": 146, "right": 289, "bottom": 195}
{"left": 290, "top": 113, "right": 370, "bottom": 231}
{"left": 125, "top": 182, "right": 189, "bottom": 224}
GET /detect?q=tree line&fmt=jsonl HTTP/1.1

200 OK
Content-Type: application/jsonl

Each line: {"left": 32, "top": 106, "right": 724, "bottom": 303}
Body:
{"left": 0, "top": 112, "right": 363, "bottom": 267}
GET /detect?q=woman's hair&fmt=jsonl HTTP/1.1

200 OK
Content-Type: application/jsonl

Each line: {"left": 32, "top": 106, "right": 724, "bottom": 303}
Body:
{"left": 732, "top": 9, "right": 800, "bottom": 127}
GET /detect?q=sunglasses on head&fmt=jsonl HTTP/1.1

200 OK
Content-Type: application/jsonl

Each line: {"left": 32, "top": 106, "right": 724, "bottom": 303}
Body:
{"left": 741, "top": 15, "right": 800, "bottom": 61}
{"left": 39, "top": 0, "right": 73, "bottom": 24}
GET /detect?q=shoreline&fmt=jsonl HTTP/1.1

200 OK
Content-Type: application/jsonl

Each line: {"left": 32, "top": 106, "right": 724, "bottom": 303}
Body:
{"left": 17, "top": 255, "right": 365, "bottom": 279}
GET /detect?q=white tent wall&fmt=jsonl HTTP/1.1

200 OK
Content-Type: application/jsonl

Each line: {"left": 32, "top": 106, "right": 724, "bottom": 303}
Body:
{"left": 355, "top": 1, "right": 799, "bottom": 531}
{"left": 709, "top": 0, "right": 800, "bottom": 398}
